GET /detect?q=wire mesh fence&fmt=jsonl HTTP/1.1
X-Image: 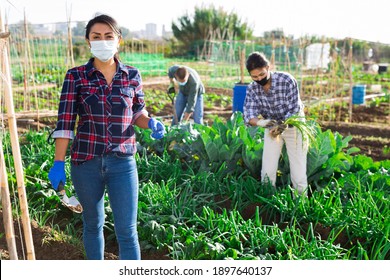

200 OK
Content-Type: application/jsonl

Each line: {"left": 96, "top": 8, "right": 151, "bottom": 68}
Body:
{"left": 1, "top": 22, "right": 390, "bottom": 124}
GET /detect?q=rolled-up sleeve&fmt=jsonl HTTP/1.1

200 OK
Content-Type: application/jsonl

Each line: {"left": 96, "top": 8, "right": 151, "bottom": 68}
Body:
{"left": 53, "top": 70, "right": 78, "bottom": 139}
{"left": 130, "top": 70, "right": 148, "bottom": 123}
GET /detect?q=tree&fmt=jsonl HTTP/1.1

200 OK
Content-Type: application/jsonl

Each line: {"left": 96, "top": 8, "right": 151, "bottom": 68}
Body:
{"left": 263, "top": 29, "right": 285, "bottom": 40}
{"left": 120, "top": 27, "right": 131, "bottom": 39}
{"left": 8, "top": 21, "right": 35, "bottom": 38}
{"left": 72, "top": 21, "right": 87, "bottom": 37}
{"left": 171, "top": 4, "right": 253, "bottom": 57}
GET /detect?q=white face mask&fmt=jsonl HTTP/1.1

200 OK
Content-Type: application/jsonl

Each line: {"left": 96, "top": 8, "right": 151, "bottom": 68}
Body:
{"left": 90, "top": 38, "right": 118, "bottom": 62}
{"left": 178, "top": 80, "right": 187, "bottom": 86}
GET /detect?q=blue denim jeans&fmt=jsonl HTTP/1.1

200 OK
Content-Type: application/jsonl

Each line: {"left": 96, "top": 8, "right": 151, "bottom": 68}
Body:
{"left": 172, "top": 92, "right": 204, "bottom": 125}
{"left": 71, "top": 153, "right": 140, "bottom": 260}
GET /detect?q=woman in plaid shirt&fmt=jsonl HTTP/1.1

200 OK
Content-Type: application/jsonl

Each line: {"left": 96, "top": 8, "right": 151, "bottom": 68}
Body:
{"left": 48, "top": 14, "right": 165, "bottom": 259}
{"left": 243, "top": 52, "right": 308, "bottom": 196}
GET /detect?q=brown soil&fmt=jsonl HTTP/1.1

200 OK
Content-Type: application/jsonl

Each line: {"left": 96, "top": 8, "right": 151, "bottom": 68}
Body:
{"left": 1, "top": 81, "right": 389, "bottom": 260}
{"left": 0, "top": 210, "right": 169, "bottom": 260}
{"left": 319, "top": 104, "right": 390, "bottom": 162}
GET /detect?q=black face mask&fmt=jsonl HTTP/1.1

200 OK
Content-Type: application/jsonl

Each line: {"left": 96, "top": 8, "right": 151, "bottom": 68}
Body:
{"left": 255, "top": 74, "right": 270, "bottom": 86}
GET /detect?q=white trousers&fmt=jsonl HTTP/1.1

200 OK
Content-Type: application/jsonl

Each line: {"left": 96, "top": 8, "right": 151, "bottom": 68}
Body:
{"left": 261, "top": 126, "right": 308, "bottom": 195}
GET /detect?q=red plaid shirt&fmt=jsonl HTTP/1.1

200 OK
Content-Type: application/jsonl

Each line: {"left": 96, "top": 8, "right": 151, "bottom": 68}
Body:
{"left": 52, "top": 58, "right": 147, "bottom": 164}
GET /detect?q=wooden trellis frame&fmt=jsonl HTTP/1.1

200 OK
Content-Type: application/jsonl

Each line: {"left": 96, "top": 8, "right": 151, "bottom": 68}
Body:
{"left": 1, "top": 25, "right": 35, "bottom": 260}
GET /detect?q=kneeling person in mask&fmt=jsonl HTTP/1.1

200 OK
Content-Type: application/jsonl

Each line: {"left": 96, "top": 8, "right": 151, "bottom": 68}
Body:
{"left": 167, "top": 65, "right": 205, "bottom": 125}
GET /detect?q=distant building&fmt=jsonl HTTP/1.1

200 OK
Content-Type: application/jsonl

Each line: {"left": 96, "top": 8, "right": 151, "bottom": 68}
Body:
{"left": 145, "top": 23, "right": 157, "bottom": 40}
{"left": 11, "top": 22, "right": 71, "bottom": 36}
{"left": 53, "top": 22, "right": 68, "bottom": 35}
{"left": 18, "top": 21, "right": 172, "bottom": 41}
{"left": 131, "top": 23, "right": 172, "bottom": 41}
{"left": 32, "top": 24, "right": 52, "bottom": 36}
{"left": 162, "top": 24, "right": 173, "bottom": 40}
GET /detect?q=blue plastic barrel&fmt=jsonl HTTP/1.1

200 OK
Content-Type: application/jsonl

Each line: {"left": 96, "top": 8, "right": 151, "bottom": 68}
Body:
{"left": 352, "top": 85, "right": 366, "bottom": 105}
{"left": 232, "top": 83, "right": 248, "bottom": 112}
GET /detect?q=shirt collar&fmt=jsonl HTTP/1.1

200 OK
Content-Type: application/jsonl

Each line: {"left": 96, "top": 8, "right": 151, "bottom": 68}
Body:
{"left": 86, "top": 57, "right": 129, "bottom": 78}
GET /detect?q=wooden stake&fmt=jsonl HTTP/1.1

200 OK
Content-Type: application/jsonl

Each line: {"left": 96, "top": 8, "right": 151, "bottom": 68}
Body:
{"left": 23, "top": 13, "right": 29, "bottom": 111}
{"left": 1, "top": 28, "right": 36, "bottom": 260}
{"left": 298, "top": 38, "right": 305, "bottom": 100}
{"left": 319, "top": 37, "right": 325, "bottom": 122}
{"left": 330, "top": 40, "right": 340, "bottom": 122}
{"left": 66, "top": 4, "right": 75, "bottom": 68}
{"left": 0, "top": 26, "right": 18, "bottom": 260}
{"left": 348, "top": 38, "right": 353, "bottom": 122}
{"left": 270, "top": 39, "right": 276, "bottom": 70}
{"left": 239, "top": 47, "right": 245, "bottom": 84}
{"left": 23, "top": 11, "right": 40, "bottom": 130}
{"left": 0, "top": 135, "right": 18, "bottom": 260}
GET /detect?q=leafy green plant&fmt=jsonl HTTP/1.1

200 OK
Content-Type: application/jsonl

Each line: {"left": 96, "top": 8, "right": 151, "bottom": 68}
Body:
{"left": 3, "top": 113, "right": 389, "bottom": 260}
{"left": 306, "top": 129, "right": 360, "bottom": 188}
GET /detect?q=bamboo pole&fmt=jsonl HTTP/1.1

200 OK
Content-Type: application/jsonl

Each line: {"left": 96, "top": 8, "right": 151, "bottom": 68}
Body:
{"left": 298, "top": 38, "right": 305, "bottom": 100}
{"left": 23, "top": 11, "right": 40, "bottom": 129}
{"left": 296, "top": 38, "right": 304, "bottom": 102}
{"left": 277, "top": 40, "right": 282, "bottom": 69}
{"left": 66, "top": 4, "right": 75, "bottom": 68}
{"left": 319, "top": 38, "right": 325, "bottom": 122}
{"left": 1, "top": 28, "right": 36, "bottom": 260}
{"left": 207, "top": 28, "right": 214, "bottom": 61}
{"left": 348, "top": 38, "right": 353, "bottom": 123}
{"left": 239, "top": 47, "right": 245, "bottom": 84}
{"left": 330, "top": 40, "right": 339, "bottom": 122}
{"left": 286, "top": 39, "right": 291, "bottom": 72}
{"left": 284, "top": 37, "right": 291, "bottom": 72}
{"left": 23, "top": 14, "right": 29, "bottom": 111}
{"left": 270, "top": 39, "right": 276, "bottom": 71}
{"left": 0, "top": 133, "right": 18, "bottom": 260}
{"left": 0, "top": 11, "right": 3, "bottom": 106}
{"left": 1, "top": 14, "right": 19, "bottom": 260}
{"left": 337, "top": 39, "right": 348, "bottom": 122}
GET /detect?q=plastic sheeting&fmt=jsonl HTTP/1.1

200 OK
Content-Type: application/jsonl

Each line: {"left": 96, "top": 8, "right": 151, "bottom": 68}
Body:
{"left": 305, "top": 43, "right": 330, "bottom": 69}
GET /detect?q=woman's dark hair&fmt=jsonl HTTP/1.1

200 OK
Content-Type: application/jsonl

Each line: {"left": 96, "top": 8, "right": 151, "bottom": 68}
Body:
{"left": 85, "top": 14, "right": 122, "bottom": 39}
{"left": 246, "top": 52, "right": 269, "bottom": 72}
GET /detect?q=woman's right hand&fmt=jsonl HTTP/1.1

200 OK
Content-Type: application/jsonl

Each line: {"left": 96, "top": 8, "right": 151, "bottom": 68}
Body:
{"left": 148, "top": 118, "right": 166, "bottom": 139}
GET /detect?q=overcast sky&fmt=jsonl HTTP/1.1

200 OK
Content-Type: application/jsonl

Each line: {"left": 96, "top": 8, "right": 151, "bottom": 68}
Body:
{"left": 1, "top": 0, "right": 389, "bottom": 44}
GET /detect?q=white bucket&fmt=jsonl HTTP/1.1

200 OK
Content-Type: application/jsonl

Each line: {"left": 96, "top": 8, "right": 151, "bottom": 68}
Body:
{"left": 371, "top": 84, "right": 382, "bottom": 93}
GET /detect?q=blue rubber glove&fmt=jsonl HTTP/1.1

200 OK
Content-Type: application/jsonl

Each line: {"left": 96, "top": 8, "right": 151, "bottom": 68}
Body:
{"left": 48, "top": 161, "right": 66, "bottom": 191}
{"left": 148, "top": 118, "right": 166, "bottom": 139}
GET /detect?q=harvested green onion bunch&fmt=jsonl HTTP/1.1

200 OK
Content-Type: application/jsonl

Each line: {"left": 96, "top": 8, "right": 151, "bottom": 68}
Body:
{"left": 269, "top": 116, "right": 317, "bottom": 144}
{"left": 269, "top": 121, "right": 287, "bottom": 138}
